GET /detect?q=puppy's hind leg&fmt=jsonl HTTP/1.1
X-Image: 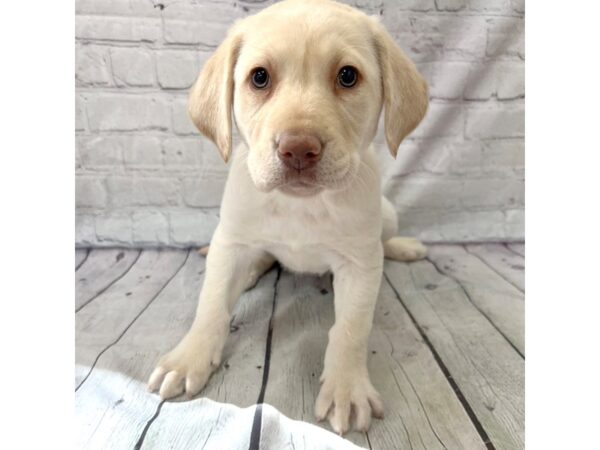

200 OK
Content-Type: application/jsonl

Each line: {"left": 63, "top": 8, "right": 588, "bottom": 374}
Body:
{"left": 245, "top": 253, "right": 276, "bottom": 291}
{"left": 381, "top": 196, "right": 427, "bottom": 262}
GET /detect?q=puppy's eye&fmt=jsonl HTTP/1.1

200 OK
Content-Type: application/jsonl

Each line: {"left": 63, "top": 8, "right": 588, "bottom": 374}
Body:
{"left": 251, "top": 67, "right": 270, "bottom": 89}
{"left": 337, "top": 66, "right": 358, "bottom": 88}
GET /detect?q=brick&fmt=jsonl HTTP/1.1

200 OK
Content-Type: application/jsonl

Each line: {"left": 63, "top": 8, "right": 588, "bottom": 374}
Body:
{"left": 409, "top": 17, "right": 488, "bottom": 60}
{"left": 465, "top": 104, "right": 524, "bottom": 139}
{"left": 164, "top": 20, "right": 229, "bottom": 46}
{"left": 75, "top": 144, "right": 83, "bottom": 170}
{"left": 441, "top": 210, "right": 506, "bottom": 241}
{"left": 76, "top": 45, "right": 112, "bottom": 85}
{"left": 123, "top": 136, "right": 163, "bottom": 169}
{"left": 448, "top": 141, "right": 484, "bottom": 174}
{"left": 496, "top": 61, "right": 524, "bottom": 99}
{"left": 183, "top": 176, "right": 226, "bottom": 208}
{"left": 86, "top": 95, "right": 170, "bottom": 131}
{"left": 481, "top": 139, "right": 524, "bottom": 173}
{"left": 76, "top": 178, "right": 107, "bottom": 208}
{"left": 393, "top": 32, "right": 445, "bottom": 62}
{"left": 77, "top": 136, "right": 123, "bottom": 168}
{"left": 468, "top": 0, "right": 509, "bottom": 13}
{"left": 394, "top": 209, "right": 506, "bottom": 242}
{"left": 463, "top": 64, "right": 496, "bottom": 100}
{"left": 511, "top": 0, "right": 525, "bottom": 14}
{"left": 172, "top": 97, "right": 198, "bottom": 135}
{"left": 443, "top": 18, "right": 488, "bottom": 60}
{"left": 397, "top": 0, "right": 435, "bottom": 11}
{"left": 379, "top": 12, "right": 413, "bottom": 35}
{"left": 132, "top": 211, "right": 169, "bottom": 245}
{"left": 110, "top": 47, "right": 155, "bottom": 87}
{"left": 461, "top": 178, "right": 523, "bottom": 209}
{"left": 162, "top": 138, "right": 203, "bottom": 168}
{"left": 75, "top": 96, "right": 86, "bottom": 131}
{"left": 419, "top": 62, "right": 471, "bottom": 99}
{"left": 76, "top": 16, "right": 161, "bottom": 42}
{"left": 161, "top": 2, "right": 244, "bottom": 22}
{"left": 348, "top": 0, "right": 435, "bottom": 11}
{"left": 106, "top": 177, "right": 180, "bottom": 207}
{"left": 410, "top": 103, "right": 464, "bottom": 139}
{"left": 381, "top": 139, "right": 453, "bottom": 178}
{"left": 381, "top": 0, "right": 435, "bottom": 11}
{"left": 435, "top": 0, "right": 466, "bottom": 11}
{"left": 156, "top": 50, "right": 200, "bottom": 89}
{"left": 75, "top": 0, "right": 160, "bottom": 17}
{"left": 386, "top": 176, "right": 464, "bottom": 209}
{"left": 75, "top": 214, "right": 96, "bottom": 245}
{"left": 169, "top": 210, "right": 220, "bottom": 245}
{"left": 503, "top": 209, "right": 524, "bottom": 238}
{"left": 350, "top": 0, "right": 383, "bottom": 11}
{"left": 95, "top": 213, "right": 133, "bottom": 244}
{"left": 486, "top": 18, "right": 525, "bottom": 59}
{"left": 464, "top": 61, "right": 524, "bottom": 100}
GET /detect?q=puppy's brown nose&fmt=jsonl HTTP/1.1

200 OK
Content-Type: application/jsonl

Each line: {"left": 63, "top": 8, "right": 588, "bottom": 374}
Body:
{"left": 277, "top": 132, "right": 323, "bottom": 170}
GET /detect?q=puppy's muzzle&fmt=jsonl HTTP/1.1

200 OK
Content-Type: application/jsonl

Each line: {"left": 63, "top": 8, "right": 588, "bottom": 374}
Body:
{"left": 277, "top": 131, "right": 323, "bottom": 170}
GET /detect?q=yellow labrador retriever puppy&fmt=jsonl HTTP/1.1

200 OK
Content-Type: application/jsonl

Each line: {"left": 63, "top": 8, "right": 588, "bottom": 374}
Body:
{"left": 148, "top": 0, "right": 428, "bottom": 434}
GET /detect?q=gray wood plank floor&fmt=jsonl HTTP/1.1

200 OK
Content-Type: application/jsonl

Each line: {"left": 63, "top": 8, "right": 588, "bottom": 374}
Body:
{"left": 75, "top": 244, "right": 525, "bottom": 450}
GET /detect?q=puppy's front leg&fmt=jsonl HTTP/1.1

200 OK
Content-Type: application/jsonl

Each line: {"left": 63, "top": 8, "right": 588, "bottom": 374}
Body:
{"left": 148, "top": 236, "right": 269, "bottom": 399}
{"left": 316, "top": 245, "right": 384, "bottom": 434}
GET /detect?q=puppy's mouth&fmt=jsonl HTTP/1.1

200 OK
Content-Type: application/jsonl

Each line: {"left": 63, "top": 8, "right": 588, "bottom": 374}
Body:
{"left": 278, "top": 169, "right": 324, "bottom": 196}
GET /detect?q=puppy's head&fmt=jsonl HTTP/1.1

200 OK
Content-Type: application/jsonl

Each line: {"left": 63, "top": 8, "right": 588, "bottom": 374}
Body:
{"left": 188, "top": 0, "right": 428, "bottom": 196}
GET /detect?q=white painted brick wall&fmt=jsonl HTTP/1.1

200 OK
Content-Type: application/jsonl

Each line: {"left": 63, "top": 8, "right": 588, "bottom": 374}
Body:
{"left": 75, "top": 0, "right": 524, "bottom": 246}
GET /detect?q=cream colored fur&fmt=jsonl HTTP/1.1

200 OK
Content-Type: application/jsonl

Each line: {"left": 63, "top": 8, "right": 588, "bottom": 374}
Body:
{"left": 148, "top": 0, "right": 429, "bottom": 434}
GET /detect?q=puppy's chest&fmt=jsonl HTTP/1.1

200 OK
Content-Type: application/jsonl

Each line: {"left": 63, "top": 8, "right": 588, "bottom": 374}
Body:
{"left": 267, "top": 242, "right": 332, "bottom": 275}
{"left": 247, "top": 204, "right": 344, "bottom": 274}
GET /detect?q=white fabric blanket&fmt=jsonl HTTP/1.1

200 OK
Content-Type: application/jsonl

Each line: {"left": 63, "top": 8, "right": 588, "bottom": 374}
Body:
{"left": 75, "top": 368, "right": 365, "bottom": 450}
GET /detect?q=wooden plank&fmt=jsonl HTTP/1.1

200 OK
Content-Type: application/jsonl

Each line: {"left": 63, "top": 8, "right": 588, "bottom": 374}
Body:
{"left": 75, "top": 250, "right": 279, "bottom": 449}
{"left": 75, "top": 249, "right": 193, "bottom": 450}
{"left": 75, "top": 249, "right": 187, "bottom": 388}
{"left": 465, "top": 244, "right": 525, "bottom": 291}
{"left": 264, "top": 271, "right": 486, "bottom": 449}
{"left": 385, "top": 259, "right": 525, "bottom": 450}
{"left": 507, "top": 243, "right": 525, "bottom": 257}
{"left": 368, "top": 279, "right": 486, "bottom": 450}
{"left": 262, "top": 272, "right": 368, "bottom": 444}
{"left": 76, "top": 248, "right": 89, "bottom": 271}
{"left": 427, "top": 245, "right": 524, "bottom": 355}
{"left": 75, "top": 249, "right": 141, "bottom": 311}
{"left": 139, "top": 267, "right": 279, "bottom": 449}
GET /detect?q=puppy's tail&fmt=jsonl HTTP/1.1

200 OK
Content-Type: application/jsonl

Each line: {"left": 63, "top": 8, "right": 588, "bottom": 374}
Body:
{"left": 383, "top": 237, "right": 427, "bottom": 262}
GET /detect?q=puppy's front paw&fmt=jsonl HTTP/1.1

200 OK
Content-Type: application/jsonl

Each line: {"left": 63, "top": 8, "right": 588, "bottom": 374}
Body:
{"left": 147, "top": 334, "right": 222, "bottom": 400}
{"left": 315, "top": 371, "right": 383, "bottom": 434}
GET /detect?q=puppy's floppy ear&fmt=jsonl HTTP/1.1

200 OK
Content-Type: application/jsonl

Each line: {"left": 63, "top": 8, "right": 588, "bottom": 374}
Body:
{"left": 371, "top": 21, "right": 428, "bottom": 158}
{"left": 188, "top": 32, "right": 241, "bottom": 163}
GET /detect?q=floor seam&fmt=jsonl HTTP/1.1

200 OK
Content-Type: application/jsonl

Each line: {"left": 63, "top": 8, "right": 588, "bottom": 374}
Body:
{"left": 383, "top": 270, "right": 495, "bottom": 450}
{"left": 249, "top": 265, "right": 282, "bottom": 450}
{"left": 426, "top": 257, "right": 525, "bottom": 359}
{"left": 76, "top": 249, "right": 143, "bottom": 313}
{"left": 75, "top": 250, "right": 191, "bottom": 392}
{"left": 75, "top": 248, "right": 90, "bottom": 272}
{"left": 503, "top": 243, "right": 525, "bottom": 258}
{"left": 463, "top": 245, "right": 524, "bottom": 293}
